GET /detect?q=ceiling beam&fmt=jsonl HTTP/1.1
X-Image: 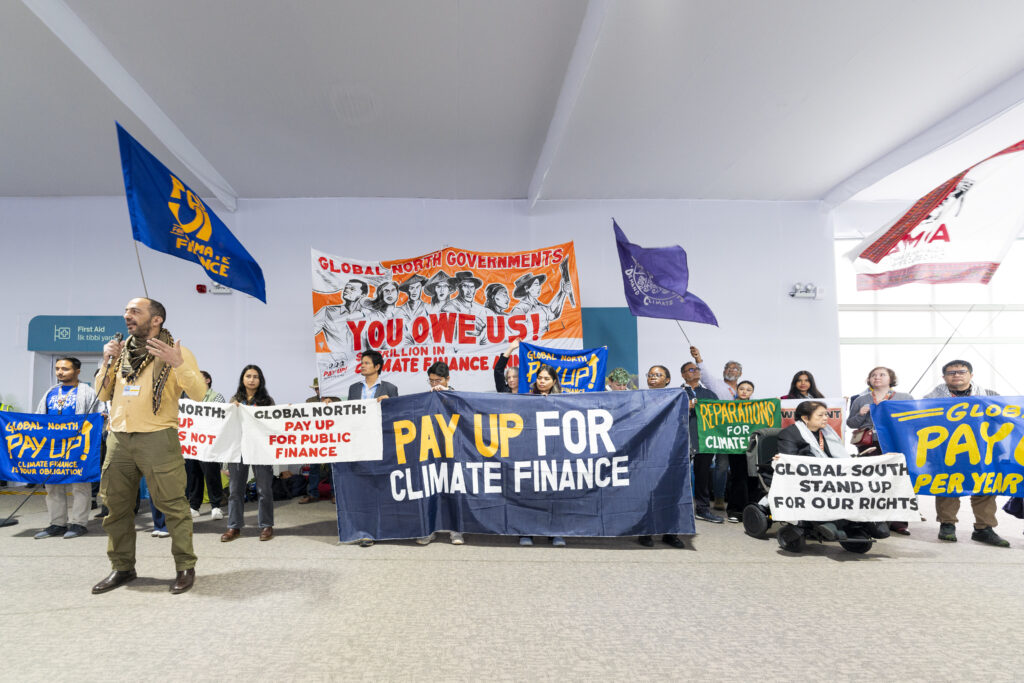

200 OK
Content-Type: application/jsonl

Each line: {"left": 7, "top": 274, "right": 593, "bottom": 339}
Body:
{"left": 822, "top": 67, "right": 1024, "bottom": 211}
{"left": 527, "top": 0, "right": 611, "bottom": 208}
{"left": 23, "top": 0, "right": 238, "bottom": 211}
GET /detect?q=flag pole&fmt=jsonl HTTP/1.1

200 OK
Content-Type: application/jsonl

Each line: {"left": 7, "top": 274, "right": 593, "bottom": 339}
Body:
{"left": 907, "top": 304, "right": 974, "bottom": 394}
{"left": 133, "top": 241, "right": 150, "bottom": 298}
{"left": 674, "top": 320, "right": 692, "bottom": 346}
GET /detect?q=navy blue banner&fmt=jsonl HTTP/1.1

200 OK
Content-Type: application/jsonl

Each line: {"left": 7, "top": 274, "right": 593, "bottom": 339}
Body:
{"left": 332, "top": 389, "right": 693, "bottom": 541}
{"left": 0, "top": 412, "right": 104, "bottom": 484}
{"left": 517, "top": 341, "right": 608, "bottom": 393}
{"left": 117, "top": 123, "right": 266, "bottom": 302}
{"left": 873, "top": 397, "right": 1024, "bottom": 496}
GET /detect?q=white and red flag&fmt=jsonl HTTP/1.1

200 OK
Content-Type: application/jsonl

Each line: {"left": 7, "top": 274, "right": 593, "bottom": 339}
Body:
{"left": 848, "top": 139, "right": 1024, "bottom": 290}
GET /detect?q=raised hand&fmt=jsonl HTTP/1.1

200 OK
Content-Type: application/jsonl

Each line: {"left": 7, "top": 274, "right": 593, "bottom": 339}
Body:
{"left": 103, "top": 338, "right": 124, "bottom": 363}
{"left": 146, "top": 338, "right": 184, "bottom": 368}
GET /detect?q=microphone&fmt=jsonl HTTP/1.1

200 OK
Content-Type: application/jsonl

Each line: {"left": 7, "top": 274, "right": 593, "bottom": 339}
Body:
{"left": 98, "top": 333, "right": 124, "bottom": 394}
{"left": 105, "top": 332, "right": 124, "bottom": 363}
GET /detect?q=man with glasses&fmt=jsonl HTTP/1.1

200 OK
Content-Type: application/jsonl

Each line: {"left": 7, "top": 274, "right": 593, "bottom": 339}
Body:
{"left": 689, "top": 346, "right": 744, "bottom": 511}
{"left": 677, "top": 362, "right": 724, "bottom": 526}
{"left": 922, "top": 360, "right": 1007, "bottom": 547}
{"left": 689, "top": 346, "right": 742, "bottom": 400}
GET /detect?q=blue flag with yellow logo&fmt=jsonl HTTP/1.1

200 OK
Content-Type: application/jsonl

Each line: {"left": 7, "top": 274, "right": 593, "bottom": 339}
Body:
{"left": 116, "top": 123, "right": 266, "bottom": 302}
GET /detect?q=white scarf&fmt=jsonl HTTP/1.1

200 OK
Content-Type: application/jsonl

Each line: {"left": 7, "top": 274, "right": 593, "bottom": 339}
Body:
{"left": 795, "top": 421, "right": 849, "bottom": 459}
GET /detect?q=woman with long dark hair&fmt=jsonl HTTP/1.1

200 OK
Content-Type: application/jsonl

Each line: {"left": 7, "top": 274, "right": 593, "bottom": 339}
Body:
{"left": 530, "top": 364, "right": 562, "bottom": 395}
{"left": 221, "top": 365, "right": 276, "bottom": 543}
{"left": 522, "top": 363, "right": 565, "bottom": 547}
{"left": 781, "top": 370, "right": 824, "bottom": 399}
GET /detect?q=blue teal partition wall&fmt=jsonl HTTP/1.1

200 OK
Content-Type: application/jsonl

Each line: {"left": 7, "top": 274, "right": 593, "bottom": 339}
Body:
{"left": 581, "top": 307, "right": 638, "bottom": 375}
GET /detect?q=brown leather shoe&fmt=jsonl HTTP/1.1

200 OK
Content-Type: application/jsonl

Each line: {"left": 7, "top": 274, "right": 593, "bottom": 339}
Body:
{"left": 92, "top": 569, "right": 137, "bottom": 594}
{"left": 259, "top": 526, "right": 274, "bottom": 541}
{"left": 170, "top": 568, "right": 195, "bottom": 594}
{"left": 297, "top": 495, "right": 317, "bottom": 504}
{"left": 220, "top": 528, "right": 241, "bottom": 542}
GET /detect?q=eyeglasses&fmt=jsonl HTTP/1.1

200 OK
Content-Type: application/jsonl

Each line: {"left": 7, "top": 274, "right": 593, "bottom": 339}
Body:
{"left": 683, "top": 368, "right": 700, "bottom": 373}
{"left": 944, "top": 369, "right": 969, "bottom": 376}
{"left": 428, "top": 378, "right": 445, "bottom": 386}
{"left": 646, "top": 372, "right": 665, "bottom": 378}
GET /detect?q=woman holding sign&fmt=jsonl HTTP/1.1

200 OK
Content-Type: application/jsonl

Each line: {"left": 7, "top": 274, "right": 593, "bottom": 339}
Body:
{"left": 777, "top": 401, "right": 851, "bottom": 541}
{"left": 847, "top": 367, "right": 912, "bottom": 534}
{"left": 523, "top": 364, "right": 567, "bottom": 548}
{"left": 777, "top": 401, "right": 845, "bottom": 458}
{"left": 418, "top": 362, "right": 466, "bottom": 546}
{"left": 493, "top": 339, "right": 521, "bottom": 393}
{"left": 724, "top": 381, "right": 757, "bottom": 522}
{"left": 222, "top": 365, "right": 276, "bottom": 543}
{"left": 777, "top": 401, "right": 890, "bottom": 543}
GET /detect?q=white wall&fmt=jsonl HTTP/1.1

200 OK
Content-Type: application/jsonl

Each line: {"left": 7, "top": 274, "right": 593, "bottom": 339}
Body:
{"left": 0, "top": 197, "right": 840, "bottom": 409}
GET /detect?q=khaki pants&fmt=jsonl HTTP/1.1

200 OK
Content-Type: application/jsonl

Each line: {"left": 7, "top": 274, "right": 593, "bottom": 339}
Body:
{"left": 45, "top": 482, "right": 92, "bottom": 527}
{"left": 100, "top": 429, "right": 196, "bottom": 571}
{"left": 934, "top": 495, "right": 998, "bottom": 529}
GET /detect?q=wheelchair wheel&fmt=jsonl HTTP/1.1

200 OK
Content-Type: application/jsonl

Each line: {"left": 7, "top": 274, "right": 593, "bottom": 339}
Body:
{"left": 742, "top": 504, "right": 769, "bottom": 538}
{"left": 839, "top": 538, "right": 873, "bottom": 554}
{"left": 777, "top": 524, "right": 806, "bottom": 553}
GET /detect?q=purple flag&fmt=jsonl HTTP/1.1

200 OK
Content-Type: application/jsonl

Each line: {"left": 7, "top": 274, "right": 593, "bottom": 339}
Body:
{"left": 614, "top": 221, "right": 718, "bottom": 326}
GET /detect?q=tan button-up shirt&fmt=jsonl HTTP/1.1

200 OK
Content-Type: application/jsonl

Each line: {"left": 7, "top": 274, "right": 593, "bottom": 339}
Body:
{"left": 94, "top": 344, "right": 206, "bottom": 433}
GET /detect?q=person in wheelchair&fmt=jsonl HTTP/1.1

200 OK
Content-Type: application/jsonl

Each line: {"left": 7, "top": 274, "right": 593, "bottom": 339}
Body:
{"left": 777, "top": 400, "right": 844, "bottom": 458}
{"left": 774, "top": 401, "right": 889, "bottom": 544}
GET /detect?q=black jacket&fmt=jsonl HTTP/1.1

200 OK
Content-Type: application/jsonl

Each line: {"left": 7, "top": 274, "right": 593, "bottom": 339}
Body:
{"left": 682, "top": 383, "right": 717, "bottom": 453}
{"left": 776, "top": 423, "right": 832, "bottom": 458}
{"left": 494, "top": 354, "right": 513, "bottom": 393}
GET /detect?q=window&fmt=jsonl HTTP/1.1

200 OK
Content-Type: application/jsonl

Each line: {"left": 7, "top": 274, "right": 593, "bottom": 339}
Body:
{"left": 834, "top": 238, "right": 1024, "bottom": 397}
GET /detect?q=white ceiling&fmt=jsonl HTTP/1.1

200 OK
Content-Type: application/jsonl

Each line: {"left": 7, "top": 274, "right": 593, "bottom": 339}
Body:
{"left": 4, "top": 0, "right": 1024, "bottom": 204}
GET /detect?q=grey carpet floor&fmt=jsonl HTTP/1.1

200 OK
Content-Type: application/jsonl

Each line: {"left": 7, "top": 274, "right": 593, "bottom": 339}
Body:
{"left": 2, "top": 488, "right": 1023, "bottom": 682}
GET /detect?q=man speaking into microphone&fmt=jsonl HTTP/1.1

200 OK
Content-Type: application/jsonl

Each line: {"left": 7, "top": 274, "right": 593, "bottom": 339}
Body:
{"left": 91, "top": 298, "right": 206, "bottom": 595}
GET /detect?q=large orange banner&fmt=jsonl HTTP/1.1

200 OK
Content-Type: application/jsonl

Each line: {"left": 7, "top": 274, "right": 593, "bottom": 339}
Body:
{"left": 312, "top": 244, "right": 582, "bottom": 397}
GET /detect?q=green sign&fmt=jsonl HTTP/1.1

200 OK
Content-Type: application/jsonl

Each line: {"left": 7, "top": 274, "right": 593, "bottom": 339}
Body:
{"left": 695, "top": 398, "right": 781, "bottom": 453}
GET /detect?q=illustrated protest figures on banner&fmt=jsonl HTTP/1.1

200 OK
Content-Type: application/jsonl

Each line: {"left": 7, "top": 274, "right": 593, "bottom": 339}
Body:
{"left": 768, "top": 453, "right": 918, "bottom": 522}
{"left": 872, "top": 397, "right": 1024, "bottom": 496}
{"left": 311, "top": 245, "right": 582, "bottom": 397}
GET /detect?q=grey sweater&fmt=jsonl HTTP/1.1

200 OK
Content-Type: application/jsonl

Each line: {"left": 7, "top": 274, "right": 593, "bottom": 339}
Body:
{"left": 846, "top": 391, "right": 914, "bottom": 430}
{"left": 922, "top": 383, "right": 998, "bottom": 399}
